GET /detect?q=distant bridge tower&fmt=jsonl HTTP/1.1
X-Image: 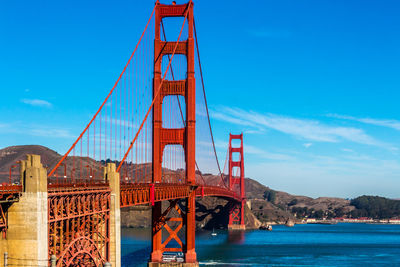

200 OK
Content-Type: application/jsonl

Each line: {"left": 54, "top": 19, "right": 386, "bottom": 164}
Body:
{"left": 151, "top": 1, "right": 197, "bottom": 266}
{"left": 228, "top": 133, "right": 246, "bottom": 230}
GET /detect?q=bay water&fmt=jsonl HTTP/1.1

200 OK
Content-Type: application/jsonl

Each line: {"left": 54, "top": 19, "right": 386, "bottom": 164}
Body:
{"left": 121, "top": 223, "right": 400, "bottom": 266}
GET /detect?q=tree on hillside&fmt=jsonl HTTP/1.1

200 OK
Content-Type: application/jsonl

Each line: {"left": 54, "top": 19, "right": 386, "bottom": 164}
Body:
{"left": 311, "top": 209, "right": 324, "bottom": 219}
{"left": 350, "top": 195, "right": 400, "bottom": 219}
{"left": 288, "top": 199, "right": 298, "bottom": 206}
{"left": 263, "top": 190, "right": 276, "bottom": 203}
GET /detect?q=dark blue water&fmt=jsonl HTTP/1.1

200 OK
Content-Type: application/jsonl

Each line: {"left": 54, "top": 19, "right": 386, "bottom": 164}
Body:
{"left": 121, "top": 223, "right": 400, "bottom": 266}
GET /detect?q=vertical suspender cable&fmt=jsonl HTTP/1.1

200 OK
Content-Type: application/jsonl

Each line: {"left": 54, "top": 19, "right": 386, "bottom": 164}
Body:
{"left": 117, "top": 5, "right": 190, "bottom": 172}
{"left": 160, "top": 20, "right": 206, "bottom": 185}
{"left": 193, "top": 18, "right": 226, "bottom": 188}
{"left": 48, "top": 5, "right": 156, "bottom": 177}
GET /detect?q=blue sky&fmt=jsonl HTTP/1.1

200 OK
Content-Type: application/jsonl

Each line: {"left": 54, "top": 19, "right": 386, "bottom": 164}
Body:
{"left": 1, "top": 0, "right": 399, "bottom": 198}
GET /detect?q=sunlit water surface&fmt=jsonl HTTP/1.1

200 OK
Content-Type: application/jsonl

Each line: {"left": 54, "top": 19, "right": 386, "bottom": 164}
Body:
{"left": 121, "top": 223, "right": 400, "bottom": 266}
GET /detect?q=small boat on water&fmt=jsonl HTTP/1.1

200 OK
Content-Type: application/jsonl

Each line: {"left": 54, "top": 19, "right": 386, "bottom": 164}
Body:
{"left": 211, "top": 228, "right": 217, "bottom": 236}
{"left": 259, "top": 225, "right": 272, "bottom": 231}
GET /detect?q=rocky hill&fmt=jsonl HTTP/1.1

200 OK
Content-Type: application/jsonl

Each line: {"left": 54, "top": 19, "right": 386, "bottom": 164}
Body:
{"left": 244, "top": 178, "right": 354, "bottom": 224}
{"left": 0, "top": 145, "right": 62, "bottom": 176}
{"left": 0, "top": 145, "right": 101, "bottom": 183}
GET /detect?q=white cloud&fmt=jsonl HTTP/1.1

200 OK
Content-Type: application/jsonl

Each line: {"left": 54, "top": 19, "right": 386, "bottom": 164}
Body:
{"left": 303, "top": 143, "right": 312, "bottom": 148}
{"left": 341, "top": 148, "right": 354, "bottom": 153}
{"left": 212, "top": 106, "right": 387, "bottom": 148}
{"left": 329, "top": 114, "right": 400, "bottom": 131}
{"left": 212, "top": 111, "right": 258, "bottom": 128}
{"left": 0, "top": 122, "right": 73, "bottom": 139}
{"left": 30, "top": 128, "right": 73, "bottom": 138}
{"left": 21, "top": 98, "right": 52, "bottom": 108}
{"left": 214, "top": 139, "right": 293, "bottom": 161}
{"left": 245, "top": 144, "right": 294, "bottom": 160}
{"left": 244, "top": 129, "right": 265, "bottom": 135}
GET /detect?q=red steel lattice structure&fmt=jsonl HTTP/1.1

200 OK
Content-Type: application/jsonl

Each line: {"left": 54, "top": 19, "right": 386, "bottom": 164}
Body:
{"left": 48, "top": 186, "right": 111, "bottom": 267}
{"left": 0, "top": 185, "right": 21, "bottom": 239}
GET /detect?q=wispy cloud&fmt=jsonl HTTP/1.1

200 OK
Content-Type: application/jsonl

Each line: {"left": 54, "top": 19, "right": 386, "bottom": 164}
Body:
{"left": 21, "top": 98, "right": 52, "bottom": 108}
{"left": 212, "top": 106, "right": 389, "bottom": 148}
{"left": 29, "top": 128, "right": 73, "bottom": 138}
{"left": 212, "top": 111, "right": 258, "bottom": 128}
{"left": 214, "top": 139, "right": 293, "bottom": 161}
{"left": 341, "top": 148, "right": 354, "bottom": 153}
{"left": 0, "top": 123, "right": 9, "bottom": 129}
{"left": 0, "top": 122, "right": 73, "bottom": 139}
{"left": 329, "top": 114, "right": 400, "bottom": 131}
{"left": 244, "top": 129, "right": 266, "bottom": 135}
{"left": 245, "top": 144, "right": 294, "bottom": 160}
{"left": 303, "top": 143, "right": 312, "bottom": 148}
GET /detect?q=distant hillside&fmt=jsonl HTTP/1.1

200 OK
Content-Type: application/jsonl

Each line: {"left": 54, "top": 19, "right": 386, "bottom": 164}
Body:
{"left": 1, "top": 145, "right": 398, "bottom": 227}
{"left": 0, "top": 145, "right": 62, "bottom": 173}
{"left": 350, "top": 195, "right": 400, "bottom": 219}
{"left": 0, "top": 145, "right": 62, "bottom": 182}
{"left": 0, "top": 145, "right": 103, "bottom": 184}
{"left": 244, "top": 178, "right": 354, "bottom": 223}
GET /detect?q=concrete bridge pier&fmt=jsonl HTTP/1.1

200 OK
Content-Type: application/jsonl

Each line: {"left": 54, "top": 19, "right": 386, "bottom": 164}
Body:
{"left": 0, "top": 154, "right": 48, "bottom": 266}
{"left": 105, "top": 163, "right": 121, "bottom": 267}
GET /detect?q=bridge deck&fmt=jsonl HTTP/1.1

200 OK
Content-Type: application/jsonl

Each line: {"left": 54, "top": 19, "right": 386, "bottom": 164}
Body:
{"left": 0, "top": 182, "right": 241, "bottom": 207}
{"left": 0, "top": 185, "right": 21, "bottom": 203}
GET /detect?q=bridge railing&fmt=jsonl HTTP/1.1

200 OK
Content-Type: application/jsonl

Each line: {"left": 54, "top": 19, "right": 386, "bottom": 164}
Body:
{"left": 119, "top": 182, "right": 241, "bottom": 208}
{"left": 0, "top": 184, "right": 22, "bottom": 196}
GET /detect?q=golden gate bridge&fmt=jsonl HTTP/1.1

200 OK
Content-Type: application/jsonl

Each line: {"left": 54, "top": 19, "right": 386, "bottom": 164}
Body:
{"left": 0, "top": 1, "right": 246, "bottom": 266}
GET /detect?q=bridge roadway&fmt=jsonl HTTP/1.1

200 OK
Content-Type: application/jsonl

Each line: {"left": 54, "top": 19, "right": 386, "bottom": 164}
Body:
{"left": 0, "top": 182, "right": 241, "bottom": 208}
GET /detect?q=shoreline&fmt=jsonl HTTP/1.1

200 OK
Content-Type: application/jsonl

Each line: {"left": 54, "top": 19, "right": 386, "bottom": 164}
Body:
{"left": 121, "top": 221, "right": 400, "bottom": 231}
{"left": 284, "top": 220, "right": 400, "bottom": 226}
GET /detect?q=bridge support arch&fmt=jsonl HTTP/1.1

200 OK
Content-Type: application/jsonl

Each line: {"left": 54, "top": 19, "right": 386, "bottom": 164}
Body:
{"left": 57, "top": 236, "right": 104, "bottom": 267}
{"left": 228, "top": 134, "right": 246, "bottom": 230}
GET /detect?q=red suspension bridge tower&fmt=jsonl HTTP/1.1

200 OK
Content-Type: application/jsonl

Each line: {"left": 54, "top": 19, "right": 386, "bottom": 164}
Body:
{"left": 228, "top": 133, "right": 246, "bottom": 230}
{"left": 151, "top": 1, "right": 197, "bottom": 265}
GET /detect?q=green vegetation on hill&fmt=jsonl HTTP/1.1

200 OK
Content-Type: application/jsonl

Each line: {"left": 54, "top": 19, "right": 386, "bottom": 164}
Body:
{"left": 263, "top": 189, "right": 276, "bottom": 203}
{"left": 290, "top": 206, "right": 339, "bottom": 219}
{"left": 350, "top": 195, "right": 400, "bottom": 219}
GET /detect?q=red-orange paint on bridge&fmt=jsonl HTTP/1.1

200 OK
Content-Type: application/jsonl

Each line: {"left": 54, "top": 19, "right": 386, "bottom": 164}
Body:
{"left": 0, "top": 1, "right": 247, "bottom": 266}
